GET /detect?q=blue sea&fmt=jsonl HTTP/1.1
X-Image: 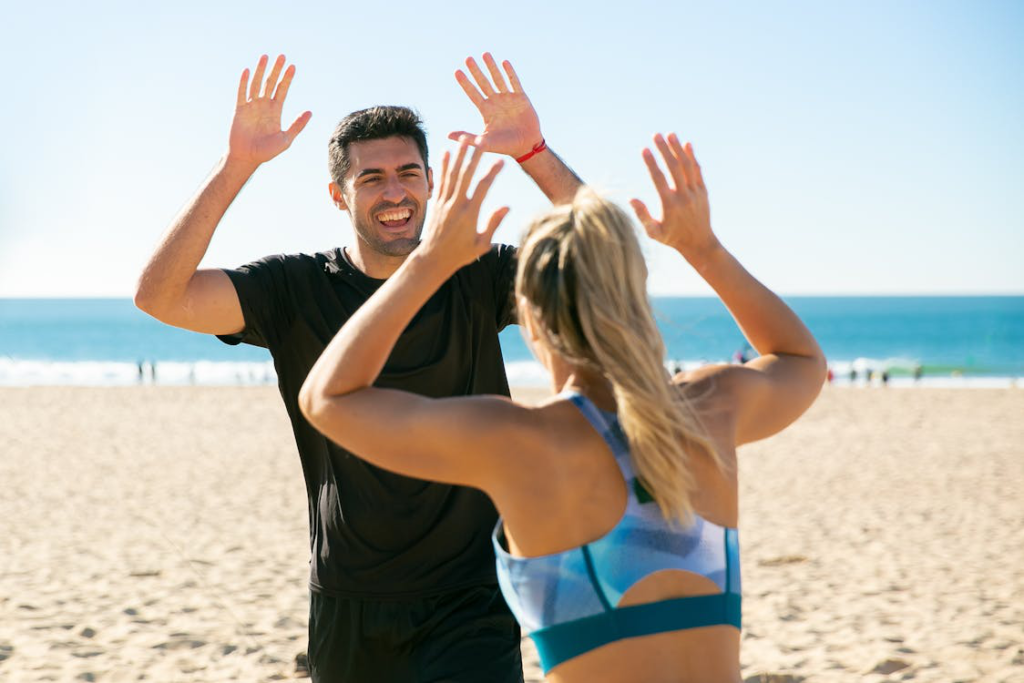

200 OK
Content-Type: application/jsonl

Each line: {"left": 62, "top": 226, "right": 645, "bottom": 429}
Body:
{"left": 1, "top": 297, "right": 1021, "bottom": 387}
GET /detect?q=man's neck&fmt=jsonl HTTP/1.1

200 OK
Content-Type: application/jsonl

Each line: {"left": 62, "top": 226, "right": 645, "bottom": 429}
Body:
{"left": 345, "top": 243, "right": 409, "bottom": 280}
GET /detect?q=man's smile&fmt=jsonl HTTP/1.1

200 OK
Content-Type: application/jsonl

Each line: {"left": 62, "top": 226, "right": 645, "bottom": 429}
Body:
{"left": 375, "top": 207, "right": 414, "bottom": 231}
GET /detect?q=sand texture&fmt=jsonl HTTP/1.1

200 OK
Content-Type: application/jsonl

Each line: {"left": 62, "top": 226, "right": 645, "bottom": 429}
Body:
{"left": 1, "top": 386, "right": 1022, "bottom": 682}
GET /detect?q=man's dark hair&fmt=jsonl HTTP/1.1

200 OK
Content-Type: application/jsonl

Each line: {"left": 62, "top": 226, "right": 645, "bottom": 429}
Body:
{"left": 328, "top": 106, "right": 429, "bottom": 187}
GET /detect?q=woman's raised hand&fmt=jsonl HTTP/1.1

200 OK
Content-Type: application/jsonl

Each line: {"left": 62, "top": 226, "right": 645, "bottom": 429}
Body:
{"left": 418, "top": 137, "right": 509, "bottom": 272}
{"left": 630, "top": 134, "right": 720, "bottom": 260}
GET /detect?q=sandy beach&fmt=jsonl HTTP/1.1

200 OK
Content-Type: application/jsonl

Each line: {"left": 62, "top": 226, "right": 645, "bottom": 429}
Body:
{"left": 1, "top": 386, "right": 1022, "bottom": 682}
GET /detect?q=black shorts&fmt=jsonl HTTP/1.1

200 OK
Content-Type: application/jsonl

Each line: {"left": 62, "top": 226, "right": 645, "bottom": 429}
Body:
{"left": 307, "top": 584, "right": 524, "bottom": 683}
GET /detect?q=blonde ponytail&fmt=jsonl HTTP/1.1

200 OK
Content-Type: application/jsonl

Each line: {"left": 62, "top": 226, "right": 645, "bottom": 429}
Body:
{"left": 516, "top": 188, "right": 725, "bottom": 523}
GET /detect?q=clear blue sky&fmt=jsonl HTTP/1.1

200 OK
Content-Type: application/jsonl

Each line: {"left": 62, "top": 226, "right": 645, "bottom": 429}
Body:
{"left": 2, "top": 0, "right": 1022, "bottom": 296}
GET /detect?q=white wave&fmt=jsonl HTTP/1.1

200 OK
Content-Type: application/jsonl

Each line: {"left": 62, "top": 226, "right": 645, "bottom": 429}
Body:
{"left": 0, "top": 357, "right": 1018, "bottom": 390}
{"left": 0, "top": 358, "right": 277, "bottom": 386}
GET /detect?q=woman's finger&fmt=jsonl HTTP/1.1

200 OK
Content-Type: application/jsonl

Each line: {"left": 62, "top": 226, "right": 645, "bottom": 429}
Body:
{"left": 629, "top": 198, "right": 663, "bottom": 240}
{"left": 642, "top": 147, "right": 671, "bottom": 202}
{"left": 481, "top": 206, "right": 511, "bottom": 245}
{"left": 470, "top": 159, "right": 505, "bottom": 209}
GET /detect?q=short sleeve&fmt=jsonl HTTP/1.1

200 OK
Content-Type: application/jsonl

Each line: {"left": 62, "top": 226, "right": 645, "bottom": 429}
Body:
{"left": 487, "top": 244, "right": 518, "bottom": 330}
{"left": 215, "top": 254, "right": 296, "bottom": 348}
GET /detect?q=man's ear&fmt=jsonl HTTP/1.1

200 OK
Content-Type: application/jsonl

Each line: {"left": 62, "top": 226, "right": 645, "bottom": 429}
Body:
{"left": 427, "top": 167, "right": 434, "bottom": 198}
{"left": 328, "top": 181, "right": 348, "bottom": 211}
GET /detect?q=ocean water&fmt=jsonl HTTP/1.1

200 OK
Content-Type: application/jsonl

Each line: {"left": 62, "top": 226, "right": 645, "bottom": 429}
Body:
{"left": 1, "top": 297, "right": 1021, "bottom": 387}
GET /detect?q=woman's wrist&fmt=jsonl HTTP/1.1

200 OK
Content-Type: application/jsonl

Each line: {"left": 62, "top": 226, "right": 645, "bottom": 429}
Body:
{"left": 675, "top": 239, "right": 727, "bottom": 273}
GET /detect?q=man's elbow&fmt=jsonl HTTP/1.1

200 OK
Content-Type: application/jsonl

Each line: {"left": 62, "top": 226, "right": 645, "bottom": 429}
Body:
{"left": 133, "top": 274, "right": 167, "bottom": 318}
{"left": 133, "top": 294, "right": 162, "bottom": 320}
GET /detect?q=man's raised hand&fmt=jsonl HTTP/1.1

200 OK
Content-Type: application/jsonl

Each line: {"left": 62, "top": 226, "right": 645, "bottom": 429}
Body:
{"left": 449, "top": 53, "right": 543, "bottom": 160}
{"left": 227, "top": 55, "right": 312, "bottom": 169}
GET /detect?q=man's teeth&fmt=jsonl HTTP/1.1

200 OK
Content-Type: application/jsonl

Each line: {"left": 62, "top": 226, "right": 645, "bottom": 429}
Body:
{"left": 377, "top": 209, "right": 412, "bottom": 222}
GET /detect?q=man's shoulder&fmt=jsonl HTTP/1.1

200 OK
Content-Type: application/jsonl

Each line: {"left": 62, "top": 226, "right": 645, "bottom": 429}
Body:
{"left": 460, "top": 243, "right": 516, "bottom": 277}
{"left": 231, "top": 249, "right": 339, "bottom": 276}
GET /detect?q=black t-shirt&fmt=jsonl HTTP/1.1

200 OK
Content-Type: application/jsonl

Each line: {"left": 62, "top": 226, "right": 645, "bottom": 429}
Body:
{"left": 217, "top": 245, "right": 517, "bottom": 598}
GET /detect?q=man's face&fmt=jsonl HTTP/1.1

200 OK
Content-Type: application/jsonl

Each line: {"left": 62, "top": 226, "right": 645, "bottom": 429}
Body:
{"left": 331, "top": 136, "right": 433, "bottom": 257}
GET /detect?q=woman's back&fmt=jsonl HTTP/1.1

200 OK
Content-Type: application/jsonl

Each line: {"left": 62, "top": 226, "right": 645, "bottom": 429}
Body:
{"left": 299, "top": 133, "right": 827, "bottom": 682}
{"left": 495, "top": 386, "right": 743, "bottom": 682}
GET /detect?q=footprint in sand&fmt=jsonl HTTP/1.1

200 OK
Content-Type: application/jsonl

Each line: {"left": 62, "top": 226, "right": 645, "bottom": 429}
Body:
{"left": 870, "top": 658, "right": 911, "bottom": 675}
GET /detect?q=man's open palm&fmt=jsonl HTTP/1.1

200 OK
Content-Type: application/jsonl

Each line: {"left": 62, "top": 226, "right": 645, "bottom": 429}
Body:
{"left": 449, "top": 53, "right": 542, "bottom": 159}
{"left": 228, "top": 54, "right": 312, "bottom": 167}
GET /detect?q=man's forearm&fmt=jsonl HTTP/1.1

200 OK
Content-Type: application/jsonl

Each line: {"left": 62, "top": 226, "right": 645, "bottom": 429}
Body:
{"left": 520, "top": 146, "right": 583, "bottom": 205}
{"left": 135, "top": 155, "right": 256, "bottom": 311}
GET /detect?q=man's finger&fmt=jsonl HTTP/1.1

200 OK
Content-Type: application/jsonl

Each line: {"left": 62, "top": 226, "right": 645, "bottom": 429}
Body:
{"left": 454, "top": 70, "right": 486, "bottom": 108}
{"left": 284, "top": 111, "right": 313, "bottom": 144}
{"left": 250, "top": 54, "right": 268, "bottom": 100}
{"left": 502, "top": 60, "right": 524, "bottom": 93}
{"left": 448, "top": 130, "right": 481, "bottom": 144}
{"left": 482, "top": 53, "right": 508, "bottom": 93}
{"left": 263, "top": 54, "right": 286, "bottom": 99}
{"left": 481, "top": 206, "right": 511, "bottom": 245}
{"left": 470, "top": 159, "right": 505, "bottom": 209}
{"left": 273, "top": 64, "right": 296, "bottom": 102}
{"left": 465, "top": 57, "right": 496, "bottom": 97}
{"left": 237, "top": 68, "right": 250, "bottom": 107}
{"left": 642, "top": 147, "right": 671, "bottom": 200}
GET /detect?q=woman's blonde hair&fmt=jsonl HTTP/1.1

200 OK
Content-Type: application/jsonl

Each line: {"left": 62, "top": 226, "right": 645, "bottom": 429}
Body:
{"left": 515, "top": 187, "right": 724, "bottom": 523}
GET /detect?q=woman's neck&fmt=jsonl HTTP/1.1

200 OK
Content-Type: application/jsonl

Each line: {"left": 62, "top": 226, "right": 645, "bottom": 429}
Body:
{"left": 549, "top": 358, "right": 617, "bottom": 412}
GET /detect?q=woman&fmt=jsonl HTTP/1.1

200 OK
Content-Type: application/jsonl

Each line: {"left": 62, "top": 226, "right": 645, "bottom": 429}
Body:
{"left": 299, "top": 134, "right": 826, "bottom": 682}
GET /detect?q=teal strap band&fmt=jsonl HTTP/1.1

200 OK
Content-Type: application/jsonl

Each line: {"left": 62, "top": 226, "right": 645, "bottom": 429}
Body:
{"left": 530, "top": 592, "right": 741, "bottom": 673}
{"left": 581, "top": 545, "right": 613, "bottom": 612}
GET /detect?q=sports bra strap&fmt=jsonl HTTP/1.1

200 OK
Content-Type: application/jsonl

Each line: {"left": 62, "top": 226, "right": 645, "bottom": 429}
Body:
{"left": 563, "top": 391, "right": 625, "bottom": 457}
{"left": 530, "top": 591, "right": 742, "bottom": 672}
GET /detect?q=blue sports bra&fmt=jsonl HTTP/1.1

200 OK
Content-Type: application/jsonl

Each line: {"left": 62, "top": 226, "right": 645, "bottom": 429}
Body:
{"left": 492, "top": 391, "right": 741, "bottom": 673}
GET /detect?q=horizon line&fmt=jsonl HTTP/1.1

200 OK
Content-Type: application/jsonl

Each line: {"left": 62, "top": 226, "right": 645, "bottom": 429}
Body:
{"left": 3, "top": 292, "right": 1024, "bottom": 300}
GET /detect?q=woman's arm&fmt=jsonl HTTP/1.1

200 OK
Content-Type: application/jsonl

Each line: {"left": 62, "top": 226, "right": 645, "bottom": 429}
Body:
{"left": 299, "top": 140, "right": 530, "bottom": 488}
{"left": 631, "top": 134, "right": 827, "bottom": 445}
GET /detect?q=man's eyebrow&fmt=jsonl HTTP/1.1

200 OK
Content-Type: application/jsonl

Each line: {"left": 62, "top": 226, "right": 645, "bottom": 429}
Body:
{"left": 355, "top": 163, "right": 424, "bottom": 179}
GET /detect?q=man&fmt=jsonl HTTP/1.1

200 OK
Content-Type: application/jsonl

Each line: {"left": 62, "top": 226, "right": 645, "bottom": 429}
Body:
{"left": 134, "top": 52, "right": 580, "bottom": 682}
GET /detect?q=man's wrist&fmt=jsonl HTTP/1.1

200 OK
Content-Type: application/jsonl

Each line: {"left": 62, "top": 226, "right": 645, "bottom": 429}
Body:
{"left": 515, "top": 139, "right": 547, "bottom": 164}
{"left": 221, "top": 153, "right": 261, "bottom": 180}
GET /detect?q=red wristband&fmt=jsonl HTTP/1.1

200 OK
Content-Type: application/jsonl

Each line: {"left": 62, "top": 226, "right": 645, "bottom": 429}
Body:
{"left": 515, "top": 139, "right": 547, "bottom": 164}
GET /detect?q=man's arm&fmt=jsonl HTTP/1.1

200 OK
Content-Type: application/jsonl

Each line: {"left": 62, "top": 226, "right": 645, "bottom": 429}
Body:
{"left": 134, "top": 54, "right": 311, "bottom": 335}
{"left": 449, "top": 53, "right": 582, "bottom": 205}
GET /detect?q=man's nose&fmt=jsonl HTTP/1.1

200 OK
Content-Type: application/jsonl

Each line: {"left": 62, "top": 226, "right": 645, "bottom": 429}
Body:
{"left": 381, "top": 175, "right": 406, "bottom": 202}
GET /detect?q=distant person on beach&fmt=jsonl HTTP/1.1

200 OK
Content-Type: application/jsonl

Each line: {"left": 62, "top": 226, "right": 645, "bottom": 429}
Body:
{"left": 135, "top": 53, "right": 580, "bottom": 682}
{"left": 301, "top": 134, "right": 827, "bottom": 681}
